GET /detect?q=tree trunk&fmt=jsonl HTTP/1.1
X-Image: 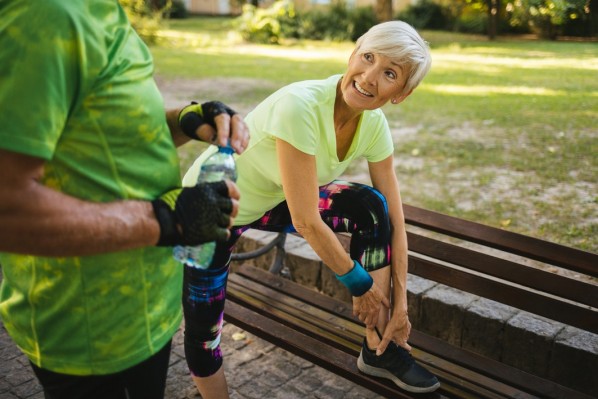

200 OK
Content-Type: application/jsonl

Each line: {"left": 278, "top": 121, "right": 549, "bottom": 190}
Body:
{"left": 375, "top": 0, "right": 393, "bottom": 22}
{"left": 487, "top": 0, "right": 500, "bottom": 40}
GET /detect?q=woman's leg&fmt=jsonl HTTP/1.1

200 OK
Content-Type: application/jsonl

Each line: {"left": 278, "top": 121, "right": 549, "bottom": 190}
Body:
{"left": 249, "top": 180, "right": 394, "bottom": 349}
{"left": 236, "top": 181, "right": 438, "bottom": 391}
{"left": 182, "top": 236, "right": 241, "bottom": 399}
{"left": 367, "top": 268, "right": 392, "bottom": 349}
{"left": 191, "top": 368, "right": 229, "bottom": 399}
{"left": 183, "top": 180, "right": 396, "bottom": 397}
{"left": 316, "top": 182, "right": 439, "bottom": 392}
{"left": 182, "top": 212, "right": 294, "bottom": 399}
{"left": 315, "top": 181, "right": 394, "bottom": 349}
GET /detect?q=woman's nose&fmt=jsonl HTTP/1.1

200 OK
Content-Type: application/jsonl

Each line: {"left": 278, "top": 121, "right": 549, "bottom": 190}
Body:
{"left": 362, "top": 67, "right": 377, "bottom": 87}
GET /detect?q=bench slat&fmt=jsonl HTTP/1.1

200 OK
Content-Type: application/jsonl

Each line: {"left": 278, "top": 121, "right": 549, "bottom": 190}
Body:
{"left": 226, "top": 286, "right": 520, "bottom": 399}
{"left": 227, "top": 274, "right": 362, "bottom": 349}
{"left": 407, "top": 233, "right": 597, "bottom": 309}
{"left": 224, "top": 301, "right": 449, "bottom": 399}
{"left": 408, "top": 256, "right": 598, "bottom": 334}
{"left": 337, "top": 230, "right": 597, "bottom": 331}
{"left": 403, "top": 204, "right": 597, "bottom": 276}
{"left": 227, "top": 278, "right": 535, "bottom": 399}
{"left": 233, "top": 265, "right": 593, "bottom": 399}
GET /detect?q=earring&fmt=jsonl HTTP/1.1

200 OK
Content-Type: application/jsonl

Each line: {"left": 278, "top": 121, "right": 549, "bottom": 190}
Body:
{"left": 391, "top": 99, "right": 397, "bottom": 104}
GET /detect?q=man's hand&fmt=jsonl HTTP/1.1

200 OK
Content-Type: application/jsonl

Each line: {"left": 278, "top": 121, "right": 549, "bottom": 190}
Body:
{"left": 178, "top": 101, "right": 249, "bottom": 154}
{"left": 151, "top": 180, "right": 239, "bottom": 246}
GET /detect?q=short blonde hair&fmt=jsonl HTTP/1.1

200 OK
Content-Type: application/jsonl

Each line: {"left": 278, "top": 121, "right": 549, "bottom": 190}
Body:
{"left": 355, "top": 21, "right": 432, "bottom": 95}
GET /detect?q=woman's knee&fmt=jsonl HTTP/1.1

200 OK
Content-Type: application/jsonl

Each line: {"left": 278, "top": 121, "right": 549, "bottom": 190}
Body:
{"left": 184, "top": 332, "right": 224, "bottom": 377}
{"left": 328, "top": 182, "right": 390, "bottom": 228}
{"left": 323, "top": 182, "right": 392, "bottom": 269}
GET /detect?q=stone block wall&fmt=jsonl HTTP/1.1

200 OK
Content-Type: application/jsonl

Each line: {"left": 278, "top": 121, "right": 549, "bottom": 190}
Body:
{"left": 232, "top": 230, "right": 598, "bottom": 396}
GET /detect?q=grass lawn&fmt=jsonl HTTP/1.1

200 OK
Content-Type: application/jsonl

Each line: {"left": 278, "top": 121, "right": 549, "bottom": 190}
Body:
{"left": 151, "top": 17, "right": 598, "bottom": 252}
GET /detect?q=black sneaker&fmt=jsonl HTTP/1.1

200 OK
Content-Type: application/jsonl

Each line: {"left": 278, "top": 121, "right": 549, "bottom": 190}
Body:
{"left": 357, "top": 339, "right": 440, "bottom": 393}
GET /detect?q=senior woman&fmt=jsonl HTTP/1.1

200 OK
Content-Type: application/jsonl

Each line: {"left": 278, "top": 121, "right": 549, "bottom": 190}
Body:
{"left": 180, "top": 21, "right": 439, "bottom": 397}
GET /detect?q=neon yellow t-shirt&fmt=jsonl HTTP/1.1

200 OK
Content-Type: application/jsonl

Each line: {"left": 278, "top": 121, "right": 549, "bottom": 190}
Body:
{"left": 184, "top": 75, "right": 394, "bottom": 226}
{"left": 0, "top": 1, "right": 182, "bottom": 375}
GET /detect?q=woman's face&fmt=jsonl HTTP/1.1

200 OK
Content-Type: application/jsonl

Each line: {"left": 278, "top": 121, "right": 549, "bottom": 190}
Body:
{"left": 340, "top": 51, "right": 410, "bottom": 111}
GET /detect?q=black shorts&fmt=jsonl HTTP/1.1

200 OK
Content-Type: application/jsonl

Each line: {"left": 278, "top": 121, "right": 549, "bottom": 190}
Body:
{"left": 30, "top": 340, "right": 172, "bottom": 399}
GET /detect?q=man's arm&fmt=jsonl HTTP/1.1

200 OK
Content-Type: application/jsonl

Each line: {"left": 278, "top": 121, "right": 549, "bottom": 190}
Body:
{"left": 0, "top": 149, "right": 160, "bottom": 257}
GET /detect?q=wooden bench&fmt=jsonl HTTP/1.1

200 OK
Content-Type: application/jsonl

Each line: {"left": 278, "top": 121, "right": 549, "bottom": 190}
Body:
{"left": 224, "top": 204, "right": 597, "bottom": 399}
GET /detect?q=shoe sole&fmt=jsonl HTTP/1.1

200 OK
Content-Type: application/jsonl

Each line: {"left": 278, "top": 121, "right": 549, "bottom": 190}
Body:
{"left": 357, "top": 353, "right": 441, "bottom": 393}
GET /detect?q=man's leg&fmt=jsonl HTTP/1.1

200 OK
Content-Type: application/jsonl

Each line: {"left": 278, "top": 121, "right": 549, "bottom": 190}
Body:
{"left": 30, "top": 340, "right": 172, "bottom": 399}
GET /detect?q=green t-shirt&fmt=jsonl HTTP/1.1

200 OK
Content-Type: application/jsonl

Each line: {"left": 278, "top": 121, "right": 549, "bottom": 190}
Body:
{"left": 0, "top": 0, "right": 182, "bottom": 375}
{"left": 184, "top": 75, "right": 394, "bottom": 226}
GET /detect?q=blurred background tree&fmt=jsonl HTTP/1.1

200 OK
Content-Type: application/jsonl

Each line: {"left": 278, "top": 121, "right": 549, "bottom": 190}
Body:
{"left": 234, "top": 0, "right": 497, "bottom": 43}
{"left": 506, "top": 0, "right": 592, "bottom": 39}
{"left": 119, "top": 0, "right": 596, "bottom": 43}
{"left": 118, "top": 0, "right": 187, "bottom": 42}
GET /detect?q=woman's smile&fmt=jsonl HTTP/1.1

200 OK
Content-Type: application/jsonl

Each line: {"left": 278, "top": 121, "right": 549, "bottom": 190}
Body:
{"left": 354, "top": 81, "right": 374, "bottom": 97}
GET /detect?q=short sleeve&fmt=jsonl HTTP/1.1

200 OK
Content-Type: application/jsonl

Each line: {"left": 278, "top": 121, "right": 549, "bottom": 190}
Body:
{"left": 258, "top": 93, "right": 319, "bottom": 155}
{"left": 0, "top": 2, "right": 79, "bottom": 159}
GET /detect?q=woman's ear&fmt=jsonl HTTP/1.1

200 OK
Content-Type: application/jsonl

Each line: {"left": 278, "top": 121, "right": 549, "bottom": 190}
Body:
{"left": 392, "top": 89, "right": 413, "bottom": 105}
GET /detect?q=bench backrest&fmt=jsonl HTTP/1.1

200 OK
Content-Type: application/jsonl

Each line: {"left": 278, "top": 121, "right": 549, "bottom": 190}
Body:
{"left": 401, "top": 204, "right": 597, "bottom": 334}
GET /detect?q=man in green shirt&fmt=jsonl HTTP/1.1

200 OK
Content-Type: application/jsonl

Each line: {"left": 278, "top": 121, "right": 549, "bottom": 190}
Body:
{"left": 0, "top": 1, "right": 249, "bottom": 398}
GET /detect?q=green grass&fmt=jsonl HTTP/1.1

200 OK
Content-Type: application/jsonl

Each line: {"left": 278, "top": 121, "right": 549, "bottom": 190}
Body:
{"left": 151, "top": 17, "right": 598, "bottom": 252}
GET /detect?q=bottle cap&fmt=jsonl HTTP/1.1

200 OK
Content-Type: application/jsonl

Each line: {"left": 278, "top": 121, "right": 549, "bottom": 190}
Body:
{"left": 218, "top": 141, "right": 234, "bottom": 154}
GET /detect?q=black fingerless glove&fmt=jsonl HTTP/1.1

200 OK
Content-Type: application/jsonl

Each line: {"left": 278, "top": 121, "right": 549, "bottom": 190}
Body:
{"left": 178, "top": 101, "right": 237, "bottom": 140}
{"left": 151, "top": 181, "right": 233, "bottom": 246}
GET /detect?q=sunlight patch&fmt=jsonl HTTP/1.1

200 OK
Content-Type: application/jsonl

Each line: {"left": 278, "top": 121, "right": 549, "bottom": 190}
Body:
{"left": 433, "top": 53, "right": 598, "bottom": 71}
{"left": 425, "top": 84, "right": 567, "bottom": 96}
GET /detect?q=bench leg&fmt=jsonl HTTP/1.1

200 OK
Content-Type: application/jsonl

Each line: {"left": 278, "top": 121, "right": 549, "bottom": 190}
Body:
{"left": 230, "top": 232, "right": 288, "bottom": 276}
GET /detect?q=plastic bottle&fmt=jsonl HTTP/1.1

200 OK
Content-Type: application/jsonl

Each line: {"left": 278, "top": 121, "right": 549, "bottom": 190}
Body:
{"left": 173, "top": 145, "right": 237, "bottom": 269}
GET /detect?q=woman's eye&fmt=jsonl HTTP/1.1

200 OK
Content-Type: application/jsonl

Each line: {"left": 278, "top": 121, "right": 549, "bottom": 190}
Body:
{"left": 363, "top": 53, "right": 373, "bottom": 62}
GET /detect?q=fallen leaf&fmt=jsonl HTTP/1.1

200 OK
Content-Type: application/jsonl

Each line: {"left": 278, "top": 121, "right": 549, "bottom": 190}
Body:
{"left": 232, "top": 332, "right": 246, "bottom": 341}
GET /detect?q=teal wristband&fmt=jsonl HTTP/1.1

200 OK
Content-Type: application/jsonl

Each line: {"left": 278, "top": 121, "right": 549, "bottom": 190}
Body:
{"left": 335, "top": 260, "right": 373, "bottom": 297}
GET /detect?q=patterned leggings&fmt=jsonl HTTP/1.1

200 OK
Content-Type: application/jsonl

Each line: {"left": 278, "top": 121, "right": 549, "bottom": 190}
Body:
{"left": 183, "top": 180, "right": 392, "bottom": 377}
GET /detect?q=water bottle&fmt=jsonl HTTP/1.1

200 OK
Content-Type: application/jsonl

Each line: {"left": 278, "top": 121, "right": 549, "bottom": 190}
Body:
{"left": 173, "top": 145, "right": 237, "bottom": 269}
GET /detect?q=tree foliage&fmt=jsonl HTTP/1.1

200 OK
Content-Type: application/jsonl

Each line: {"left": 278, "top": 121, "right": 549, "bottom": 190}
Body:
{"left": 118, "top": 0, "right": 171, "bottom": 42}
{"left": 397, "top": 0, "right": 594, "bottom": 39}
{"left": 507, "top": 0, "right": 590, "bottom": 38}
{"left": 236, "top": 0, "right": 377, "bottom": 43}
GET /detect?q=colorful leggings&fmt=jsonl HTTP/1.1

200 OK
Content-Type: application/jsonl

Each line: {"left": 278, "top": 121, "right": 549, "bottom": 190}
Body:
{"left": 183, "top": 180, "right": 392, "bottom": 377}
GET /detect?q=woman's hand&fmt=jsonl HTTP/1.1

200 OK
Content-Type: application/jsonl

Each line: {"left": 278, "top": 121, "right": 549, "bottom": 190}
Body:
{"left": 377, "top": 310, "right": 412, "bottom": 355}
{"left": 352, "top": 282, "right": 390, "bottom": 328}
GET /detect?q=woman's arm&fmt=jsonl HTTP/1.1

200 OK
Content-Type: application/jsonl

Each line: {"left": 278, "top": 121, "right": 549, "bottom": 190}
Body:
{"left": 276, "top": 139, "right": 389, "bottom": 327}
{"left": 368, "top": 155, "right": 412, "bottom": 352}
{"left": 276, "top": 138, "right": 353, "bottom": 275}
